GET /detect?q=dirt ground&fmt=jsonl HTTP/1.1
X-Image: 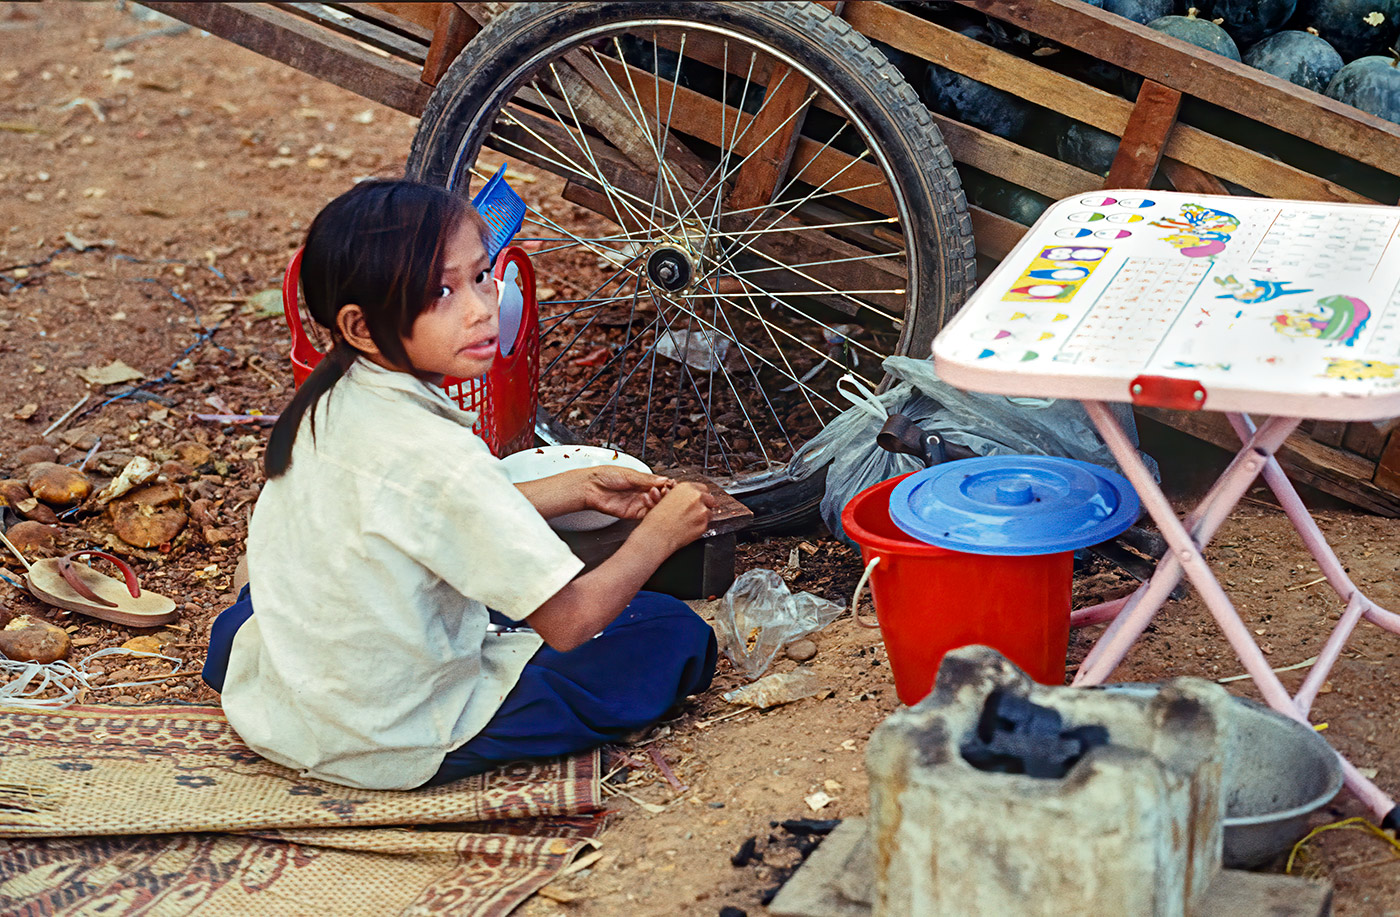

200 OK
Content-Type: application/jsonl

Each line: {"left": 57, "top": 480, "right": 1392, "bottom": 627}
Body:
{"left": 1, "top": 4, "right": 1397, "bottom": 915}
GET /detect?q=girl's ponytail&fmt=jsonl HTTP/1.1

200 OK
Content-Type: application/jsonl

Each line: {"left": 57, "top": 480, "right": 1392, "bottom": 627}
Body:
{"left": 263, "top": 343, "right": 355, "bottom": 478}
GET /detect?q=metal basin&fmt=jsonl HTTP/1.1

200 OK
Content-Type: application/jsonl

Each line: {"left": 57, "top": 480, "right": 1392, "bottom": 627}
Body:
{"left": 1221, "top": 696, "right": 1344, "bottom": 868}
{"left": 1098, "top": 684, "right": 1344, "bottom": 868}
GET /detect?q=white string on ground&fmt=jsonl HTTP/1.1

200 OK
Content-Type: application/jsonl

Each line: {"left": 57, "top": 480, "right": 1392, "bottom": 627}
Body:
{"left": 0, "top": 647, "right": 187, "bottom": 709}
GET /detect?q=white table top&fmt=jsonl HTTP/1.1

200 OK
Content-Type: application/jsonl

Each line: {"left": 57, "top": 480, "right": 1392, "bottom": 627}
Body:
{"left": 932, "top": 191, "right": 1400, "bottom": 421}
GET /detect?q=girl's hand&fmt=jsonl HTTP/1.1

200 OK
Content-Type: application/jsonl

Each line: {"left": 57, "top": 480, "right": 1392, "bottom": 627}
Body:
{"left": 582, "top": 466, "right": 674, "bottom": 520}
{"left": 637, "top": 481, "right": 716, "bottom": 553}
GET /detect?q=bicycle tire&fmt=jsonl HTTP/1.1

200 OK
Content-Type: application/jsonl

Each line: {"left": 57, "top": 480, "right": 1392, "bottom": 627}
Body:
{"left": 408, "top": 0, "right": 975, "bottom": 527}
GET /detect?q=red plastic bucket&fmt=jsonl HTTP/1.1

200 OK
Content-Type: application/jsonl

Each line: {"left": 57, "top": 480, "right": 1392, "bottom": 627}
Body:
{"left": 842, "top": 473, "right": 1073, "bottom": 704}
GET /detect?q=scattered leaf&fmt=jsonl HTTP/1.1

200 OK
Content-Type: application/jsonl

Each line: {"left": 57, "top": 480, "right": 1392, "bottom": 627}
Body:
{"left": 75, "top": 359, "right": 145, "bottom": 386}
{"left": 242, "top": 289, "right": 284, "bottom": 319}
{"left": 64, "top": 231, "right": 114, "bottom": 251}
{"left": 12, "top": 403, "right": 38, "bottom": 420}
{"left": 121, "top": 635, "right": 164, "bottom": 654}
{"left": 804, "top": 790, "right": 833, "bottom": 812}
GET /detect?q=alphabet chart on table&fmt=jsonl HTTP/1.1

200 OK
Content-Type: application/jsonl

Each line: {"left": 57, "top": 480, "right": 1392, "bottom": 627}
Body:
{"left": 932, "top": 191, "right": 1400, "bottom": 420}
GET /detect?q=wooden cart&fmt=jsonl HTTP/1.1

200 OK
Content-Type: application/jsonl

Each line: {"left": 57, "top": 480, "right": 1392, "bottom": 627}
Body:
{"left": 143, "top": 0, "right": 1400, "bottom": 518}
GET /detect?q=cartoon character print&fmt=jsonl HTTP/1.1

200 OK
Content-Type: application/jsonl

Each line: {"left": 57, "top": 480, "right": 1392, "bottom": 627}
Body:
{"left": 1323, "top": 358, "right": 1398, "bottom": 381}
{"left": 1272, "top": 295, "right": 1370, "bottom": 347}
{"left": 1151, "top": 203, "right": 1240, "bottom": 258}
{"left": 1213, "top": 274, "right": 1311, "bottom": 304}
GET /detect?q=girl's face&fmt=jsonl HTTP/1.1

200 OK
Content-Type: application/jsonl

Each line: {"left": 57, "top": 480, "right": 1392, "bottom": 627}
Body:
{"left": 402, "top": 218, "right": 499, "bottom": 383}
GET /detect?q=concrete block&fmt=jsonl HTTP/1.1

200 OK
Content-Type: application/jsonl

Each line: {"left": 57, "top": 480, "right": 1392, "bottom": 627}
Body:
{"left": 866, "top": 646, "right": 1231, "bottom": 917}
{"left": 768, "top": 819, "right": 1331, "bottom": 917}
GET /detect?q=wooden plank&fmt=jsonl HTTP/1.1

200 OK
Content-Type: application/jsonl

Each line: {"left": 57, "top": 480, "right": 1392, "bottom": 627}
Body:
{"left": 560, "top": 50, "right": 711, "bottom": 187}
{"left": 1161, "top": 159, "right": 1230, "bottom": 195}
{"left": 561, "top": 181, "right": 651, "bottom": 237}
{"left": 930, "top": 113, "right": 1102, "bottom": 201}
{"left": 840, "top": 3, "right": 1370, "bottom": 204}
{"left": 1137, "top": 406, "right": 1400, "bottom": 516}
{"left": 1341, "top": 421, "right": 1391, "bottom": 461}
{"left": 724, "top": 1, "right": 841, "bottom": 211}
{"left": 142, "top": 2, "right": 432, "bottom": 116}
{"left": 969, "top": 205, "right": 1027, "bottom": 261}
{"left": 590, "top": 54, "right": 900, "bottom": 213}
{"left": 1308, "top": 420, "right": 1349, "bottom": 448}
{"left": 336, "top": 3, "right": 435, "bottom": 43}
{"left": 279, "top": 2, "right": 428, "bottom": 63}
{"left": 1375, "top": 429, "right": 1400, "bottom": 494}
{"left": 726, "top": 62, "right": 816, "bottom": 210}
{"left": 420, "top": 2, "right": 476, "bottom": 86}
{"left": 495, "top": 109, "right": 907, "bottom": 314}
{"left": 650, "top": 29, "right": 775, "bottom": 87}
{"left": 366, "top": 1, "right": 442, "bottom": 32}
{"left": 1162, "top": 126, "right": 1371, "bottom": 203}
{"left": 951, "top": 0, "right": 1400, "bottom": 178}
{"left": 1106, "top": 80, "right": 1181, "bottom": 189}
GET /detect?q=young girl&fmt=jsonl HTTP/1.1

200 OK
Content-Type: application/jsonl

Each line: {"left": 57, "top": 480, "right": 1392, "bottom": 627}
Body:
{"left": 202, "top": 180, "right": 718, "bottom": 791}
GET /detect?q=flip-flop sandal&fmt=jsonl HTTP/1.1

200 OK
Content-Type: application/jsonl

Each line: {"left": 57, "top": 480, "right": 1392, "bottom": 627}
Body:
{"left": 25, "top": 549, "right": 177, "bottom": 627}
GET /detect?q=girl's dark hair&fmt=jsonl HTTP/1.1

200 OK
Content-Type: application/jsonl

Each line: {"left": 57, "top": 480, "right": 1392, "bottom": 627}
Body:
{"left": 264, "top": 180, "right": 474, "bottom": 478}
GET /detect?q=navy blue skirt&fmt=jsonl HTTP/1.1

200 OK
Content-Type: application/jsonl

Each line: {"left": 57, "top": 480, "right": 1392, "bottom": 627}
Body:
{"left": 202, "top": 588, "right": 717, "bottom": 787}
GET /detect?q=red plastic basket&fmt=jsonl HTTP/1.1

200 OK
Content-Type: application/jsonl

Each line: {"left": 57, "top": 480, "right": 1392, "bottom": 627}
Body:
{"left": 280, "top": 245, "right": 539, "bottom": 456}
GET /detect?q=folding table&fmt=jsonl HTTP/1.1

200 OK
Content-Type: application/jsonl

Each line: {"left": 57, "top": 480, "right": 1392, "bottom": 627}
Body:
{"left": 931, "top": 190, "right": 1400, "bottom": 830}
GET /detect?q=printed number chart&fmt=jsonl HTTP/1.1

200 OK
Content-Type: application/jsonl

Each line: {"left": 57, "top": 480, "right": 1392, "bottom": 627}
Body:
{"left": 932, "top": 191, "right": 1400, "bottom": 420}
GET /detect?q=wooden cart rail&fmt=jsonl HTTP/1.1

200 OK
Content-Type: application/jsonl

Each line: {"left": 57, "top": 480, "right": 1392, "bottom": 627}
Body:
{"left": 142, "top": 0, "right": 1400, "bottom": 516}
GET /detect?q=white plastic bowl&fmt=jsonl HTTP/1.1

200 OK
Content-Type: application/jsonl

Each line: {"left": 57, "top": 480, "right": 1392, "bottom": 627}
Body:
{"left": 498, "top": 445, "right": 652, "bottom": 531}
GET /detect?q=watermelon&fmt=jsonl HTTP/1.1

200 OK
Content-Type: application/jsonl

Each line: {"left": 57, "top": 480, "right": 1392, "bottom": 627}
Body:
{"left": 1102, "top": 0, "right": 1178, "bottom": 23}
{"left": 1326, "top": 53, "right": 1400, "bottom": 122}
{"left": 1125, "top": 9, "right": 1242, "bottom": 96}
{"left": 1056, "top": 120, "right": 1123, "bottom": 175}
{"left": 1198, "top": 0, "right": 1298, "bottom": 47}
{"left": 1292, "top": 0, "right": 1400, "bottom": 61}
{"left": 1146, "top": 10, "right": 1243, "bottom": 61}
{"left": 922, "top": 22, "right": 1037, "bottom": 141}
{"left": 961, "top": 169, "right": 1054, "bottom": 225}
{"left": 1244, "top": 30, "right": 1345, "bottom": 92}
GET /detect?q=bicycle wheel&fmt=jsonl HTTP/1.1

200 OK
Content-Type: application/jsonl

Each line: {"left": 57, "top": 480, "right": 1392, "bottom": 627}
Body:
{"left": 408, "top": 0, "right": 974, "bottom": 527}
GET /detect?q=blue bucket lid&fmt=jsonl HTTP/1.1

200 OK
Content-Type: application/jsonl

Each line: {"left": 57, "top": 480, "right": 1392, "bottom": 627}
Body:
{"left": 888, "top": 455, "right": 1140, "bottom": 556}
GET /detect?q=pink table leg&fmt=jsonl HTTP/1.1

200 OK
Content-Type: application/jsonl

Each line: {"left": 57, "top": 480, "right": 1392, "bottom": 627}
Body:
{"left": 1072, "top": 404, "right": 1297, "bottom": 684}
{"left": 1074, "top": 403, "right": 1398, "bottom": 829}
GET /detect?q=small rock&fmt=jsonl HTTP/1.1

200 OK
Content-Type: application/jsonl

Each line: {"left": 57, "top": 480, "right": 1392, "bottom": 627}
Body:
{"left": 159, "top": 459, "right": 195, "bottom": 481}
{"left": 108, "top": 481, "right": 187, "bottom": 548}
{"left": 0, "top": 478, "right": 32, "bottom": 507}
{"left": 172, "top": 441, "right": 213, "bottom": 467}
{"left": 187, "top": 478, "right": 222, "bottom": 501}
{"left": 12, "top": 443, "right": 57, "bottom": 465}
{"left": 785, "top": 639, "right": 818, "bottom": 662}
{"left": 3, "top": 520, "right": 59, "bottom": 557}
{"left": 202, "top": 526, "right": 236, "bottom": 546}
{"left": 0, "top": 616, "right": 71, "bottom": 663}
{"left": 26, "top": 462, "right": 92, "bottom": 506}
{"left": 188, "top": 497, "right": 215, "bottom": 528}
{"left": 19, "top": 500, "right": 60, "bottom": 525}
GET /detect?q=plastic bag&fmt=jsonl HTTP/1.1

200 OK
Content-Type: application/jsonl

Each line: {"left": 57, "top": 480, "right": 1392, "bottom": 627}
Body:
{"left": 788, "top": 375, "right": 925, "bottom": 545}
{"left": 722, "top": 668, "right": 827, "bottom": 708}
{"left": 714, "top": 569, "right": 845, "bottom": 681}
{"left": 795, "top": 357, "right": 1158, "bottom": 547}
{"left": 884, "top": 356, "right": 1154, "bottom": 477}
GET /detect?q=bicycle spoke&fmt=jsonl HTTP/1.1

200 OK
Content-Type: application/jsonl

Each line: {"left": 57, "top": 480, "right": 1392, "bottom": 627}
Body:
{"left": 431, "top": 14, "right": 953, "bottom": 488}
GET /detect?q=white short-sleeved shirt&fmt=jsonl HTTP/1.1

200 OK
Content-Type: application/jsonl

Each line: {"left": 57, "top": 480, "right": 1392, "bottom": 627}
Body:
{"left": 221, "top": 360, "right": 584, "bottom": 790}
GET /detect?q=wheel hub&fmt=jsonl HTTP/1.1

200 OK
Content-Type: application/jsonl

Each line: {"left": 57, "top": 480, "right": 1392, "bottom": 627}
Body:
{"left": 646, "top": 246, "right": 695, "bottom": 293}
